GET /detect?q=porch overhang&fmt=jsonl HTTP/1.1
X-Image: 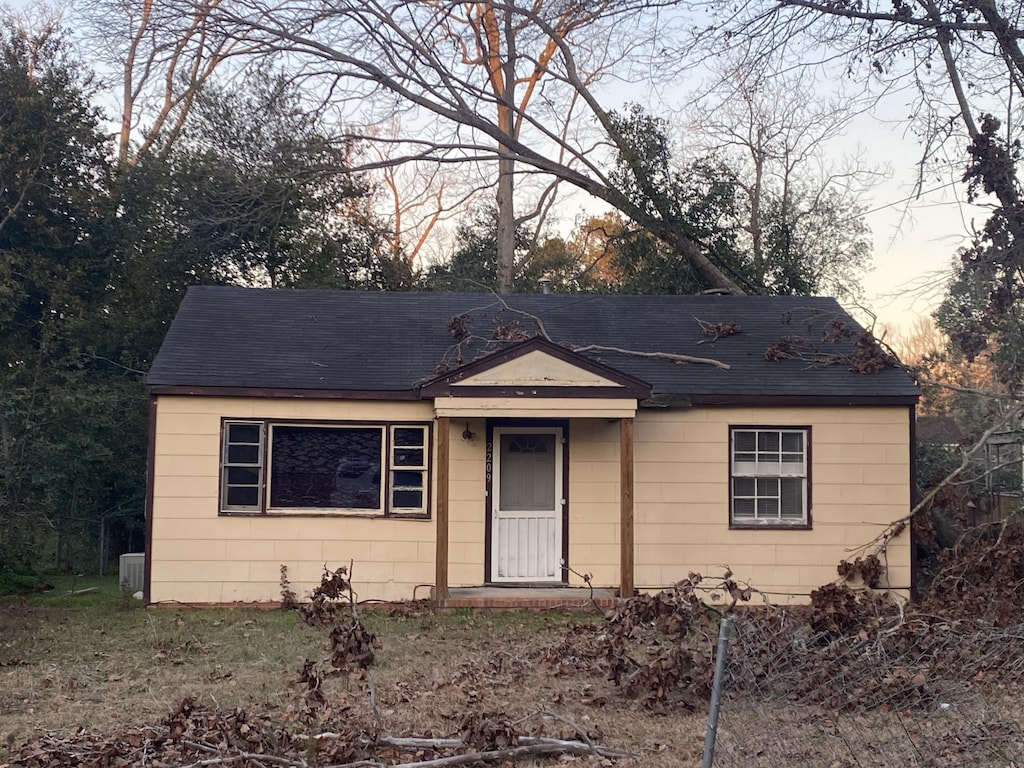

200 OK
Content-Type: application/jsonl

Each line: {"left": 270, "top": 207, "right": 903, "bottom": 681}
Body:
{"left": 428, "top": 337, "right": 646, "bottom": 605}
{"left": 433, "top": 396, "right": 637, "bottom": 419}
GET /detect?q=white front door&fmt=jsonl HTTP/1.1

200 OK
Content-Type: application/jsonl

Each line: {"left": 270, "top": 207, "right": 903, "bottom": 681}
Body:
{"left": 491, "top": 427, "right": 563, "bottom": 582}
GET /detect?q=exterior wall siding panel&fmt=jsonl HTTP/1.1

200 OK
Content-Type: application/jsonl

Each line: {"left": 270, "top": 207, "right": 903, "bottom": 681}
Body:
{"left": 151, "top": 396, "right": 911, "bottom": 606}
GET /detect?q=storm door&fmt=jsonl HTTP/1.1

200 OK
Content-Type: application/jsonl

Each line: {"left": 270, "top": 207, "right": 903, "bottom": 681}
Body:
{"left": 490, "top": 427, "right": 563, "bottom": 581}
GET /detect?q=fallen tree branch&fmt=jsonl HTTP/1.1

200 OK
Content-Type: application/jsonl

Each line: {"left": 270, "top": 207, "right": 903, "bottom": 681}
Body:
{"left": 573, "top": 344, "right": 731, "bottom": 370}
{"left": 384, "top": 739, "right": 633, "bottom": 767}
{"left": 849, "top": 398, "right": 1024, "bottom": 557}
{"left": 357, "top": 734, "right": 632, "bottom": 758}
{"left": 178, "top": 750, "right": 306, "bottom": 767}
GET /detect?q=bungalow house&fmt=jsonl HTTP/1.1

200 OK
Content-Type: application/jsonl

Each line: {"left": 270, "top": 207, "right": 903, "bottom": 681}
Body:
{"left": 144, "top": 287, "right": 919, "bottom": 606}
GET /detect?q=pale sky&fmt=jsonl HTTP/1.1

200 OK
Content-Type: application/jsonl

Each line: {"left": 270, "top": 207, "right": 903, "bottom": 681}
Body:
{"left": 5, "top": 0, "right": 981, "bottom": 339}
{"left": 852, "top": 117, "right": 982, "bottom": 339}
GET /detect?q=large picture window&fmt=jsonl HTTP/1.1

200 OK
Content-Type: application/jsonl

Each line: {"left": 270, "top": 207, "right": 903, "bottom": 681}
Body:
{"left": 220, "top": 420, "right": 429, "bottom": 517}
{"left": 730, "top": 427, "right": 809, "bottom": 526}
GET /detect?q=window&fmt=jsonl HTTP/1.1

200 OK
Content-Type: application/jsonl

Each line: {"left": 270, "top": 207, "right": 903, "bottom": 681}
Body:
{"left": 222, "top": 421, "right": 264, "bottom": 511}
{"left": 220, "top": 420, "right": 429, "bottom": 517}
{"left": 730, "top": 427, "right": 809, "bottom": 526}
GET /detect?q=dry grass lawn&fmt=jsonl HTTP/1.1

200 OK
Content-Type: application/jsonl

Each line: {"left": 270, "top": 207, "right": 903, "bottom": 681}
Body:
{"left": 1, "top": 583, "right": 1021, "bottom": 767}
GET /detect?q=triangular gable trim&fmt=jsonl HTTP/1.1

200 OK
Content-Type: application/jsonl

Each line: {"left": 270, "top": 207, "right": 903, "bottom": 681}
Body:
{"left": 420, "top": 337, "right": 651, "bottom": 399}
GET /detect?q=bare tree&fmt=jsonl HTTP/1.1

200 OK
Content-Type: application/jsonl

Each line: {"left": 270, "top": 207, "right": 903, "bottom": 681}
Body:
{"left": 207, "top": 0, "right": 747, "bottom": 293}
{"left": 701, "top": 0, "right": 1024, "bottom": 370}
{"left": 430, "top": 1, "right": 621, "bottom": 288}
{"left": 75, "top": 0, "right": 249, "bottom": 166}
{"left": 361, "top": 116, "right": 486, "bottom": 268}
{"left": 689, "top": 61, "right": 877, "bottom": 296}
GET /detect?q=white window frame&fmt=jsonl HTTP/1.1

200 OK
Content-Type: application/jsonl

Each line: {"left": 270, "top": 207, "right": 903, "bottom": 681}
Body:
{"left": 730, "top": 427, "right": 809, "bottom": 526}
{"left": 388, "top": 425, "right": 429, "bottom": 516}
{"left": 221, "top": 420, "right": 265, "bottom": 512}
{"left": 220, "top": 419, "right": 430, "bottom": 518}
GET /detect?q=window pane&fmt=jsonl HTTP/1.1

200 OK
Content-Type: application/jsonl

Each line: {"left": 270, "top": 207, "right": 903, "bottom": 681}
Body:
{"left": 270, "top": 426, "right": 382, "bottom": 509}
{"left": 228, "top": 423, "right": 260, "bottom": 443}
{"left": 394, "top": 448, "right": 424, "bottom": 467}
{"left": 733, "top": 498, "right": 755, "bottom": 518}
{"left": 392, "top": 470, "right": 423, "bottom": 488}
{"left": 392, "top": 489, "right": 423, "bottom": 508}
{"left": 227, "top": 444, "right": 260, "bottom": 465}
{"left": 782, "top": 432, "right": 803, "bottom": 452}
{"left": 393, "top": 427, "right": 425, "bottom": 447}
{"left": 759, "top": 497, "right": 779, "bottom": 518}
{"left": 780, "top": 479, "right": 804, "bottom": 518}
{"left": 781, "top": 452, "right": 804, "bottom": 464}
{"left": 733, "top": 477, "right": 755, "bottom": 496}
{"left": 500, "top": 433, "right": 556, "bottom": 510}
{"left": 734, "top": 452, "right": 756, "bottom": 464}
{"left": 227, "top": 466, "right": 260, "bottom": 485}
{"left": 758, "top": 431, "right": 779, "bottom": 452}
{"left": 734, "top": 431, "right": 756, "bottom": 452}
{"left": 756, "top": 478, "right": 779, "bottom": 496}
{"left": 226, "top": 486, "right": 259, "bottom": 507}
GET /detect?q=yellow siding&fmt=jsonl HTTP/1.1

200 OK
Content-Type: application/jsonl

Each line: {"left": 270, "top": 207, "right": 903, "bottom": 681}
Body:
{"left": 152, "top": 395, "right": 912, "bottom": 606}
{"left": 150, "top": 396, "right": 437, "bottom": 604}
{"left": 623, "top": 406, "right": 913, "bottom": 605}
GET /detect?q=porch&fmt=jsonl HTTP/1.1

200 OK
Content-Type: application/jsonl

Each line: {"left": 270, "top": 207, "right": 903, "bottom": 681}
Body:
{"left": 440, "top": 585, "right": 621, "bottom": 610}
{"left": 423, "top": 337, "right": 651, "bottom": 605}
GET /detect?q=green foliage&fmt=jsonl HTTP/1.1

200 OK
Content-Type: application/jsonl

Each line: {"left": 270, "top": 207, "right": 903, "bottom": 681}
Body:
{"left": 754, "top": 188, "right": 872, "bottom": 297}
{"left": 606, "top": 104, "right": 749, "bottom": 293}
{"left": 602, "top": 104, "right": 870, "bottom": 296}
{"left": 0, "top": 36, "right": 418, "bottom": 582}
{"left": 425, "top": 207, "right": 590, "bottom": 292}
{"left": 140, "top": 72, "right": 406, "bottom": 291}
{"left": 936, "top": 114, "right": 1024, "bottom": 389}
{"left": 0, "top": 26, "right": 123, "bottom": 578}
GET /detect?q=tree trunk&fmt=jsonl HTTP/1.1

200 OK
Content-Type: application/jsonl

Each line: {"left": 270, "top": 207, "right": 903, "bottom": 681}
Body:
{"left": 496, "top": 152, "right": 516, "bottom": 291}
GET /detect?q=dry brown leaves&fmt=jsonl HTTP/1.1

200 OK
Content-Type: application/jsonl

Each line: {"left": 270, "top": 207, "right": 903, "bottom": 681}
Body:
{"left": 599, "top": 573, "right": 735, "bottom": 711}
{"left": 766, "top": 315, "right": 897, "bottom": 373}
{"left": 9, "top": 695, "right": 367, "bottom": 767}
{"left": 920, "top": 527, "right": 1024, "bottom": 627}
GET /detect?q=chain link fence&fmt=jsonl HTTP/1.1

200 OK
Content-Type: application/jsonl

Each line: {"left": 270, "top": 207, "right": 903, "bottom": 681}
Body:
{"left": 707, "top": 610, "right": 1024, "bottom": 767}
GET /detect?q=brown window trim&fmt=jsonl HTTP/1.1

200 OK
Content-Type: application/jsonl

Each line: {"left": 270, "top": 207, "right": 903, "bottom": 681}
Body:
{"left": 218, "top": 417, "right": 433, "bottom": 519}
{"left": 728, "top": 425, "right": 813, "bottom": 530}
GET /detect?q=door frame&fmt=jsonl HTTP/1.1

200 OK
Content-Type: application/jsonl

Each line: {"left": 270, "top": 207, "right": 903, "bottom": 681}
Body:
{"left": 485, "top": 419, "right": 569, "bottom": 584}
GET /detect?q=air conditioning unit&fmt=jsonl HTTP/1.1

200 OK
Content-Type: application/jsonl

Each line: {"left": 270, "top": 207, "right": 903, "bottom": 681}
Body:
{"left": 119, "top": 552, "right": 145, "bottom": 593}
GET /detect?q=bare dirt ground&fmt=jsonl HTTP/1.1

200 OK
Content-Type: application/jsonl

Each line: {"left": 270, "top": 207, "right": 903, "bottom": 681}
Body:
{"left": 1, "top": 585, "right": 1023, "bottom": 767}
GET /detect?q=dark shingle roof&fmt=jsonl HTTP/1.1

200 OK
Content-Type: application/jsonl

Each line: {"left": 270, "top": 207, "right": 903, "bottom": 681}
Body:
{"left": 146, "top": 287, "right": 920, "bottom": 401}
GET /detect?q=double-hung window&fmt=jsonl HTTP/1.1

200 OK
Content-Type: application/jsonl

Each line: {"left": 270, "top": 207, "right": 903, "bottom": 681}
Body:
{"left": 220, "top": 420, "right": 430, "bottom": 518}
{"left": 730, "top": 427, "right": 809, "bottom": 526}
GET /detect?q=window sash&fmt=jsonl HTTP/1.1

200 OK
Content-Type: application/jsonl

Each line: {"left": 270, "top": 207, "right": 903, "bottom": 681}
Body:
{"left": 389, "top": 425, "right": 427, "bottom": 515}
{"left": 731, "top": 428, "right": 808, "bottom": 524}
{"left": 222, "top": 421, "right": 265, "bottom": 511}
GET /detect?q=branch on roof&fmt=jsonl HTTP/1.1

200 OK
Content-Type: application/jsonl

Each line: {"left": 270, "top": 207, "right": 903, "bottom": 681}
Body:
{"left": 483, "top": 294, "right": 733, "bottom": 370}
{"left": 487, "top": 292, "right": 553, "bottom": 342}
{"left": 571, "top": 344, "right": 731, "bottom": 370}
{"left": 766, "top": 312, "right": 900, "bottom": 374}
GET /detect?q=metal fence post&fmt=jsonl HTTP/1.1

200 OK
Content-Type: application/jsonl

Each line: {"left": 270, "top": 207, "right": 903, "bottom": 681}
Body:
{"left": 701, "top": 615, "right": 735, "bottom": 768}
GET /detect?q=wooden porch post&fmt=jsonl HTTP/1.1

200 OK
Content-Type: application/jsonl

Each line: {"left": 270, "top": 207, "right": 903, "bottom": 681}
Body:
{"left": 620, "top": 417, "right": 635, "bottom": 598}
{"left": 434, "top": 416, "right": 450, "bottom": 604}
